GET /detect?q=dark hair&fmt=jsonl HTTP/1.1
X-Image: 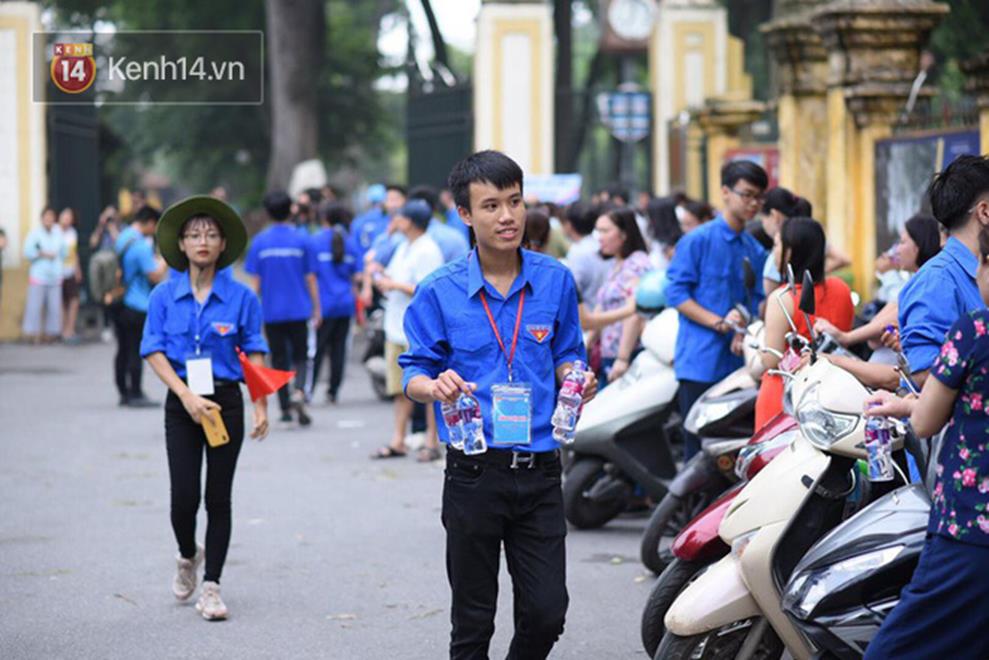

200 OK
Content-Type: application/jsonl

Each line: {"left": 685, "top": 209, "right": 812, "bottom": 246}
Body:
{"left": 59, "top": 207, "right": 77, "bottom": 225}
{"left": 764, "top": 187, "right": 811, "bottom": 219}
{"left": 408, "top": 185, "right": 439, "bottom": 213}
{"left": 781, "top": 216, "right": 826, "bottom": 285}
{"left": 646, "top": 197, "right": 683, "bottom": 246}
{"left": 305, "top": 187, "right": 323, "bottom": 205}
{"left": 606, "top": 184, "right": 629, "bottom": 205}
{"left": 563, "top": 202, "right": 589, "bottom": 236}
{"left": 722, "top": 160, "right": 769, "bottom": 191}
{"left": 447, "top": 150, "right": 524, "bottom": 211}
{"left": 747, "top": 219, "right": 775, "bottom": 250}
{"left": 904, "top": 212, "right": 941, "bottom": 269}
{"left": 385, "top": 183, "right": 407, "bottom": 197}
{"left": 604, "top": 208, "right": 648, "bottom": 258}
{"left": 180, "top": 213, "right": 224, "bottom": 239}
{"left": 41, "top": 205, "right": 56, "bottom": 217}
{"left": 928, "top": 154, "right": 989, "bottom": 231}
{"left": 317, "top": 201, "right": 354, "bottom": 264}
{"left": 263, "top": 190, "right": 292, "bottom": 221}
{"left": 134, "top": 205, "right": 161, "bottom": 224}
{"left": 683, "top": 200, "right": 715, "bottom": 223}
{"left": 523, "top": 209, "right": 551, "bottom": 250}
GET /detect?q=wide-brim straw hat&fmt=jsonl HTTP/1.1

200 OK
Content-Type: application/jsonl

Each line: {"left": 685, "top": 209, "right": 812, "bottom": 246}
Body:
{"left": 157, "top": 195, "right": 248, "bottom": 271}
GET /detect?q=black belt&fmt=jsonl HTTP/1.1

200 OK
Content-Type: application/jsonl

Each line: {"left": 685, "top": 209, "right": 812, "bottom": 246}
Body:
{"left": 446, "top": 447, "right": 560, "bottom": 470}
{"left": 180, "top": 378, "right": 240, "bottom": 389}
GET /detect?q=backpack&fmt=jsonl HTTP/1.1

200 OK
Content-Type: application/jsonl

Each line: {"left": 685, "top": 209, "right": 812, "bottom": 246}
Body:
{"left": 87, "top": 236, "right": 139, "bottom": 305}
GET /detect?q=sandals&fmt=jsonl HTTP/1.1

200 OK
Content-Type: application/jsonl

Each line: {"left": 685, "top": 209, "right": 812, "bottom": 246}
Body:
{"left": 371, "top": 446, "right": 407, "bottom": 459}
{"left": 416, "top": 446, "right": 442, "bottom": 463}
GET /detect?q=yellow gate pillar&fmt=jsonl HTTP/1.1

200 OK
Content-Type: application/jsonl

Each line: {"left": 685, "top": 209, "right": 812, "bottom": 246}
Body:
{"left": 963, "top": 50, "right": 989, "bottom": 153}
{"left": 813, "top": 0, "right": 948, "bottom": 295}
{"left": 696, "top": 99, "right": 766, "bottom": 207}
{"left": 473, "top": 0, "right": 554, "bottom": 176}
{"left": 762, "top": 8, "right": 829, "bottom": 219}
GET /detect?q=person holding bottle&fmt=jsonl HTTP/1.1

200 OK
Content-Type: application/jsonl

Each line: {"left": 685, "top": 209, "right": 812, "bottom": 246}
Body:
{"left": 401, "top": 150, "right": 598, "bottom": 659}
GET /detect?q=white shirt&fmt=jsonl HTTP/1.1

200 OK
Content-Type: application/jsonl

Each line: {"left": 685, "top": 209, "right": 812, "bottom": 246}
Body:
{"left": 383, "top": 234, "right": 444, "bottom": 344}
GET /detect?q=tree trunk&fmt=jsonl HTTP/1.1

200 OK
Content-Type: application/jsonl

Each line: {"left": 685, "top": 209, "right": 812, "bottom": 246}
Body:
{"left": 265, "top": 0, "right": 324, "bottom": 190}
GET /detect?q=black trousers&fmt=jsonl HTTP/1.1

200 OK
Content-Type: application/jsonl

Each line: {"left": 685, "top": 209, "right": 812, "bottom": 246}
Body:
{"left": 165, "top": 384, "right": 245, "bottom": 583}
{"left": 265, "top": 320, "right": 308, "bottom": 413}
{"left": 311, "top": 316, "right": 350, "bottom": 397}
{"left": 113, "top": 305, "right": 146, "bottom": 400}
{"left": 442, "top": 449, "right": 568, "bottom": 660}
{"left": 678, "top": 379, "right": 716, "bottom": 461}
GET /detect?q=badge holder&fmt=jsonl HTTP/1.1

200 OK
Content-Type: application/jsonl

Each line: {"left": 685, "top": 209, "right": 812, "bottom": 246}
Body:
{"left": 491, "top": 382, "right": 532, "bottom": 447}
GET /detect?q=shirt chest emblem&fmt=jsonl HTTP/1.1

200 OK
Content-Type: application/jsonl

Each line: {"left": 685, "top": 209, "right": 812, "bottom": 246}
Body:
{"left": 212, "top": 322, "right": 235, "bottom": 336}
{"left": 527, "top": 324, "right": 551, "bottom": 343}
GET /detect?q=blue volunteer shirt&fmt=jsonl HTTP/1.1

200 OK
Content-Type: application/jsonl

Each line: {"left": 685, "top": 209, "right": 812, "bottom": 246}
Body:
{"left": 371, "top": 219, "right": 470, "bottom": 267}
{"left": 116, "top": 225, "right": 158, "bottom": 313}
{"left": 311, "top": 227, "right": 362, "bottom": 318}
{"left": 445, "top": 207, "right": 471, "bottom": 242}
{"left": 140, "top": 269, "right": 269, "bottom": 381}
{"left": 351, "top": 207, "right": 390, "bottom": 262}
{"left": 400, "top": 249, "right": 586, "bottom": 453}
{"left": 898, "top": 236, "right": 984, "bottom": 374}
{"left": 244, "top": 223, "right": 316, "bottom": 323}
{"left": 665, "top": 216, "right": 767, "bottom": 383}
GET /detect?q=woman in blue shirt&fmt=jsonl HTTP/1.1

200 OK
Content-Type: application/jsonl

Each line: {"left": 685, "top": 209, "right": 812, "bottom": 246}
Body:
{"left": 310, "top": 201, "right": 361, "bottom": 403}
{"left": 140, "top": 196, "right": 269, "bottom": 622}
{"left": 863, "top": 218, "right": 989, "bottom": 659}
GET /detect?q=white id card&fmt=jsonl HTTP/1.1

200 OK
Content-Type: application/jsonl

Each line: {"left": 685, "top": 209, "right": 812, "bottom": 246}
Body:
{"left": 491, "top": 382, "right": 532, "bottom": 446}
{"left": 185, "top": 353, "right": 215, "bottom": 395}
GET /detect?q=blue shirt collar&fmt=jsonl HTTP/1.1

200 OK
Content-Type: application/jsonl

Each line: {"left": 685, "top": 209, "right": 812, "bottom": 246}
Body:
{"left": 172, "top": 269, "right": 231, "bottom": 303}
{"left": 467, "top": 248, "right": 534, "bottom": 299}
{"left": 944, "top": 236, "right": 978, "bottom": 280}
{"left": 715, "top": 215, "right": 742, "bottom": 242}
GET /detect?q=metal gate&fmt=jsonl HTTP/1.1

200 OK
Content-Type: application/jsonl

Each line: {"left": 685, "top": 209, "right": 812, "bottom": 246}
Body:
{"left": 406, "top": 83, "right": 472, "bottom": 189}
{"left": 48, "top": 104, "right": 100, "bottom": 258}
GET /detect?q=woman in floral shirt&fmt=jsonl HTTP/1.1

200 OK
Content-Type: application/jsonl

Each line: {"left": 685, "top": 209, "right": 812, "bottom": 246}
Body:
{"left": 862, "top": 223, "right": 989, "bottom": 660}
{"left": 593, "top": 208, "right": 652, "bottom": 384}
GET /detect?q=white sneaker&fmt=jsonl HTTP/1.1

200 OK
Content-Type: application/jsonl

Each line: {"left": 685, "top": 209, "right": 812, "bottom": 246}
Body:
{"left": 172, "top": 544, "right": 204, "bottom": 601}
{"left": 195, "top": 581, "right": 229, "bottom": 621}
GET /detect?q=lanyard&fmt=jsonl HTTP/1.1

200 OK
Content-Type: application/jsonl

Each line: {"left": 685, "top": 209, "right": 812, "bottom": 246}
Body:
{"left": 479, "top": 288, "right": 525, "bottom": 382}
{"left": 193, "top": 299, "right": 206, "bottom": 355}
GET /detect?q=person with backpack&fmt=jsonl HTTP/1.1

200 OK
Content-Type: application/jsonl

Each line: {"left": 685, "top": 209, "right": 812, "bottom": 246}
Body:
{"left": 114, "top": 205, "right": 168, "bottom": 407}
{"left": 22, "top": 207, "right": 67, "bottom": 344}
{"left": 310, "top": 201, "right": 361, "bottom": 403}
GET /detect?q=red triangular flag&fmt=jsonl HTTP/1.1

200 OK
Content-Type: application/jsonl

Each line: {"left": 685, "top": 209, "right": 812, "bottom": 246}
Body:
{"left": 237, "top": 348, "right": 295, "bottom": 401}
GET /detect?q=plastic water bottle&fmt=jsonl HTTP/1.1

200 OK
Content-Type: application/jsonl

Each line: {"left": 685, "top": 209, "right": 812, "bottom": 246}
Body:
{"left": 458, "top": 393, "right": 487, "bottom": 455}
{"left": 441, "top": 401, "right": 465, "bottom": 450}
{"left": 864, "top": 415, "right": 893, "bottom": 482}
{"left": 552, "top": 360, "right": 588, "bottom": 445}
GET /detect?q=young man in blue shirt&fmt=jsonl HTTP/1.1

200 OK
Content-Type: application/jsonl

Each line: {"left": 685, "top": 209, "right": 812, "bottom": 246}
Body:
{"left": 896, "top": 155, "right": 989, "bottom": 386}
{"left": 245, "top": 191, "right": 321, "bottom": 425}
{"left": 400, "top": 150, "right": 598, "bottom": 659}
{"left": 114, "top": 205, "right": 169, "bottom": 407}
{"left": 665, "top": 161, "right": 769, "bottom": 459}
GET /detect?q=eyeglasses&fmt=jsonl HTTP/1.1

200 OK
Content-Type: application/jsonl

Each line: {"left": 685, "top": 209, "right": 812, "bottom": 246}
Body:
{"left": 731, "top": 188, "right": 766, "bottom": 204}
{"left": 182, "top": 232, "right": 222, "bottom": 244}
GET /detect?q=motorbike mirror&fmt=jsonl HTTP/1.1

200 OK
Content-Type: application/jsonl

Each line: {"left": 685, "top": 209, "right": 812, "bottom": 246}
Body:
{"left": 798, "top": 271, "right": 816, "bottom": 316}
{"left": 786, "top": 263, "right": 796, "bottom": 290}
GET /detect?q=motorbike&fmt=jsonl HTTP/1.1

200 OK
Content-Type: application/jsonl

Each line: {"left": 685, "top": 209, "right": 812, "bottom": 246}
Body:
{"left": 781, "top": 483, "right": 930, "bottom": 658}
{"left": 638, "top": 320, "right": 763, "bottom": 574}
{"left": 563, "top": 307, "right": 681, "bottom": 529}
{"left": 640, "top": 412, "right": 798, "bottom": 656}
{"left": 658, "top": 272, "right": 910, "bottom": 660}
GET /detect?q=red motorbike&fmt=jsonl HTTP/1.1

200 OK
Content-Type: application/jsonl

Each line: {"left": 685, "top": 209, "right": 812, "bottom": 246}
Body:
{"left": 640, "top": 413, "right": 798, "bottom": 657}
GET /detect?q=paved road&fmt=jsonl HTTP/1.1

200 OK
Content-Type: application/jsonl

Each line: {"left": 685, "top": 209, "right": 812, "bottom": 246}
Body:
{"left": 0, "top": 339, "right": 654, "bottom": 659}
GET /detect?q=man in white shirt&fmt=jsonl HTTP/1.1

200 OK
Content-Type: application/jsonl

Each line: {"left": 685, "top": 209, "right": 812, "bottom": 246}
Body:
{"left": 371, "top": 199, "right": 445, "bottom": 461}
{"left": 562, "top": 202, "right": 611, "bottom": 304}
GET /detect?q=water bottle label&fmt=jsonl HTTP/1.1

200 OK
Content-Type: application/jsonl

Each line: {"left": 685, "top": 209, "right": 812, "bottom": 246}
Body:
{"left": 491, "top": 382, "right": 532, "bottom": 446}
{"left": 865, "top": 421, "right": 894, "bottom": 482}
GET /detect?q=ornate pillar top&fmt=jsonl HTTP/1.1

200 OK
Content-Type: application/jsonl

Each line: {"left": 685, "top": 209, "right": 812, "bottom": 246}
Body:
{"left": 695, "top": 98, "right": 767, "bottom": 134}
{"left": 962, "top": 49, "right": 989, "bottom": 109}
{"left": 811, "top": 0, "right": 949, "bottom": 126}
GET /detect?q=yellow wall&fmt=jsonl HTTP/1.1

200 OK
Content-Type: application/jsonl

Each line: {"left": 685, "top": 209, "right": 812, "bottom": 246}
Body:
{"left": 982, "top": 109, "right": 989, "bottom": 153}
{"left": 706, "top": 133, "right": 740, "bottom": 207}
{"left": 777, "top": 93, "right": 829, "bottom": 223}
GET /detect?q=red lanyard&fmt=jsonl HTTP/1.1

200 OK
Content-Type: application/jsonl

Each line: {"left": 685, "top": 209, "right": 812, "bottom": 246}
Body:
{"left": 479, "top": 289, "right": 525, "bottom": 381}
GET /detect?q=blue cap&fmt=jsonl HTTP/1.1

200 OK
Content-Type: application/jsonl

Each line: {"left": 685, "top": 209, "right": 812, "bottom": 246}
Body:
{"left": 635, "top": 269, "right": 668, "bottom": 314}
{"left": 400, "top": 199, "right": 433, "bottom": 229}
{"left": 366, "top": 183, "right": 386, "bottom": 204}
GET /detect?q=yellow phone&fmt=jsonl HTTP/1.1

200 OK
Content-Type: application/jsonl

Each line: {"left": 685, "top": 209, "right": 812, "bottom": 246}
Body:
{"left": 201, "top": 408, "right": 230, "bottom": 448}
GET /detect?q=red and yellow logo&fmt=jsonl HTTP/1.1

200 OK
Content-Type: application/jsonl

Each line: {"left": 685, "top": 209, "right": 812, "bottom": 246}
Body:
{"left": 527, "top": 325, "right": 551, "bottom": 343}
{"left": 51, "top": 42, "right": 96, "bottom": 94}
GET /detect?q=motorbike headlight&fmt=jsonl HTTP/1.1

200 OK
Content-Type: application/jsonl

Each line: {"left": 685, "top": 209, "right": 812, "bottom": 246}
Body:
{"left": 783, "top": 546, "right": 905, "bottom": 619}
{"left": 685, "top": 400, "right": 736, "bottom": 435}
{"left": 795, "top": 384, "right": 859, "bottom": 450}
{"left": 734, "top": 430, "right": 798, "bottom": 479}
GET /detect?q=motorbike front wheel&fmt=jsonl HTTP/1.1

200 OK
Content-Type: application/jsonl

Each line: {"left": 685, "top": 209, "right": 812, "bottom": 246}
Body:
{"left": 640, "top": 558, "right": 706, "bottom": 657}
{"left": 639, "top": 490, "right": 717, "bottom": 575}
{"left": 563, "top": 458, "right": 628, "bottom": 529}
{"left": 654, "top": 618, "right": 783, "bottom": 660}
